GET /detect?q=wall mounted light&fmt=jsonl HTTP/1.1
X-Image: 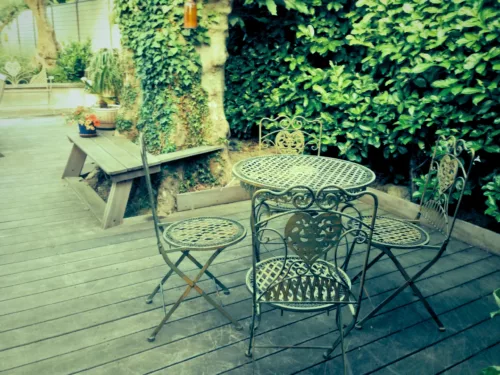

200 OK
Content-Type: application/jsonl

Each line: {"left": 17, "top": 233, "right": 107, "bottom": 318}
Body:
{"left": 184, "top": 0, "right": 197, "bottom": 29}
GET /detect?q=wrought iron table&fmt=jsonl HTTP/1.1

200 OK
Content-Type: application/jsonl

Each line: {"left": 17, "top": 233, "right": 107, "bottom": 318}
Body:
{"left": 232, "top": 154, "right": 376, "bottom": 195}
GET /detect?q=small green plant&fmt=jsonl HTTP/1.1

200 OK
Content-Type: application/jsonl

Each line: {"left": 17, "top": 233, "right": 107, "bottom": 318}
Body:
{"left": 483, "top": 174, "right": 500, "bottom": 223}
{"left": 53, "top": 40, "right": 92, "bottom": 82}
{"left": 179, "top": 155, "right": 218, "bottom": 193}
{"left": 84, "top": 48, "right": 124, "bottom": 108}
{"left": 479, "top": 367, "right": 500, "bottom": 375}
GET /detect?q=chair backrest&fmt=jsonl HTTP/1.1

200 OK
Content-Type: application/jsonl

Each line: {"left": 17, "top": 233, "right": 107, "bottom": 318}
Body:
{"left": 139, "top": 133, "right": 164, "bottom": 247}
{"left": 417, "top": 136, "right": 475, "bottom": 240}
{"left": 259, "top": 115, "right": 323, "bottom": 156}
{"left": 250, "top": 185, "right": 377, "bottom": 312}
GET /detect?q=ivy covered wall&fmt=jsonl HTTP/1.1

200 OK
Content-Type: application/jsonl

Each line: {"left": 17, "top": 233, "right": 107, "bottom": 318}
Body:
{"left": 225, "top": 0, "right": 500, "bottom": 224}
{"left": 114, "top": 0, "right": 214, "bottom": 154}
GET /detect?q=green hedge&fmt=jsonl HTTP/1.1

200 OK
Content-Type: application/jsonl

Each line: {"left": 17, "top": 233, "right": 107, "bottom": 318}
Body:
{"left": 225, "top": 0, "right": 500, "bottom": 225}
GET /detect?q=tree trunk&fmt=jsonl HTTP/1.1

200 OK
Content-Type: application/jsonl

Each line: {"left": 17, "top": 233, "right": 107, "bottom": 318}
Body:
{"left": 197, "top": 0, "right": 232, "bottom": 143}
{"left": 24, "top": 0, "right": 59, "bottom": 68}
{"left": 196, "top": 0, "right": 233, "bottom": 186}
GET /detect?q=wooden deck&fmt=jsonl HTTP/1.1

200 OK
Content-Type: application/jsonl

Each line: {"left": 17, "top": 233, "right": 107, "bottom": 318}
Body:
{"left": 0, "top": 116, "right": 499, "bottom": 375}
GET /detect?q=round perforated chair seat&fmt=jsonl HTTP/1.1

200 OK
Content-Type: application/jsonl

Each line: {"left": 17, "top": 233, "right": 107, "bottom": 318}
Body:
{"left": 361, "top": 216, "right": 430, "bottom": 248}
{"left": 246, "top": 256, "right": 352, "bottom": 312}
{"left": 163, "top": 217, "right": 246, "bottom": 249}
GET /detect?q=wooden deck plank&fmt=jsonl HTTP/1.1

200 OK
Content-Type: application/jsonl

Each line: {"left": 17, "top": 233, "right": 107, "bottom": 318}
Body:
{"left": 1, "top": 116, "right": 498, "bottom": 375}
{"left": 294, "top": 295, "right": 499, "bottom": 375}
{"left": 0, "top": 209, "right": 90, "bottom": 231}
{"left": 68, "top": 133, "right": 127, "bottom": 175}
{"left": 6, "top": 260, "right": 495, "bottom": 375}
{"left": 153, "top": 145, "right": 224, "bottom": 164}
{"left": 0, "top": 246, "right": 489, "bottom": 355}
{"left": 89, "top": 134, "right": 144, "bottom": 171}
{"left": 0, "top": 202, "right": 87, "bottom": 223}
{"left": 0, "top": 214, "right": 97, "bottom": 240}
{"left": 0, "top": 185, "right": 70, "bottom": 200}
{"left": 0, "top": 209, "right": 250, "bottom": 264}
{"left": 159, "top": 284, "right": 500, "bottom": 375}
{"left": 0, "top": 191, "right": 78, "bottom": 210}
{"left": 374, "top": 314, "right": 500, "bottom": 375}
{"left": 97, "top": 131, "right": 161, "bottom": 165}
{"left": 137, "top": 258, "right": 500, "bottom": 375}
{"left": 0, "top": 215, "right": 424, "bottom": 310}
{"left": 440, "top": 342, "right": 500, "bottom": 374}
{"left": 0, "top": 242, "right": 492, "bottom": 374}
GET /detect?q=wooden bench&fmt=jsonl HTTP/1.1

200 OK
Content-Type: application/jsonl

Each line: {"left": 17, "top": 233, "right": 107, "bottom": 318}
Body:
{"left": 62, "top": 131, "right": 224, "bottom": 229}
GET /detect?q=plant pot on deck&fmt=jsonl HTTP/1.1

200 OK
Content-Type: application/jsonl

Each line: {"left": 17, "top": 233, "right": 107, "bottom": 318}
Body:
{"left": 92, "top": 105, "right": 120, "bottom": 130}
{"left": 78, "top": 123, "right": 97, "bottom": 137}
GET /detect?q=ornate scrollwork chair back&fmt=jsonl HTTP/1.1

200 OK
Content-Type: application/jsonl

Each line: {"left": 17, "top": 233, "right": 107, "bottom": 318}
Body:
{"left": 354, "top": 136, "right": 475, "bottom": 334}
{"left": 246, "top": 185, "right": 378, "bottom": 370}
{"left": 417, "top": 136, "right": 475, "bottom": 240}
{"left": 259, "top": 115, "right": 323, "bottom": 156}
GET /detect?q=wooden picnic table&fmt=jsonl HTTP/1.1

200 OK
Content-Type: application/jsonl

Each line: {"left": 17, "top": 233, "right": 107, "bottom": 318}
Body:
{"left": 62, "top": 131, "right": 223, "bottom": 228}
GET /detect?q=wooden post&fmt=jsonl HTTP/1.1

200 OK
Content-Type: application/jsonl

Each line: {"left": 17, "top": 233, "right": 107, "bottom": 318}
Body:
{"left": 62, "top": 144, "right": 87, "bottom": 178}
{"left": 75, "top": 0, "right": 81, "bottom": 42}
{"left": 102, "top": 180, "right": 133, "bottom": 229}
{"left": 32, "top": 13, "right": 37, "bottom": 46}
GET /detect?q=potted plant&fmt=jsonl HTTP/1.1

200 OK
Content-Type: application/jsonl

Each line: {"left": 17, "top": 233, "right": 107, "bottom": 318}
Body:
{"left": 82, "top": 48, "right": 123, "bottom": 130}
{"left": 66, "top": 106, "right": 101, "bottom": 137}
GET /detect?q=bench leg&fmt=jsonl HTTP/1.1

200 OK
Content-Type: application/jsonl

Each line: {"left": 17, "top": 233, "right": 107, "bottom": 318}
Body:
{"left": 102, "top": 180, "right": 133, "bottom": 229}
{"left": 62, "top": 144, "right": 87, "bottom": 178}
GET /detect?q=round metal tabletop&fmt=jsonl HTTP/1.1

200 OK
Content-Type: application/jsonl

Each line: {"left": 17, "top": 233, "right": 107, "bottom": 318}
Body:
{"left": 232, "top": 154, "right": 376, "bottom": 192}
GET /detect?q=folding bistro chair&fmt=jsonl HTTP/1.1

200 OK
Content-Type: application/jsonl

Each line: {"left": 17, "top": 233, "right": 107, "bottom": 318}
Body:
{"left": 139, "top": 134, "right": 246, "bottom": 342}
{"left": 259, "top": 115, "right": 323, "bottom": 155}
{"left": 245, "top": 185, "right": 378, "bottom": 373}
{"left": 354, "top": 136, "right": 475, "bottom": 331}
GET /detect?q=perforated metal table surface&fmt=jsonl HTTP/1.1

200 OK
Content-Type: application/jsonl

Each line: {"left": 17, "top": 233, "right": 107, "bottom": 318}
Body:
{"left": 232, "top": 154, "right": 376, "bottom": 194}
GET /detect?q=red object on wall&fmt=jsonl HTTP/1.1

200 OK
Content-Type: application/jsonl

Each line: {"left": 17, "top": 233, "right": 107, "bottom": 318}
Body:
{"left": 184, "top": 0, "right": 197, "bottom": 29}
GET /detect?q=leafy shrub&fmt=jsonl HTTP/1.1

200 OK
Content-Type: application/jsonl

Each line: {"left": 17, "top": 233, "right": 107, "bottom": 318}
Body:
{"left": 225, "top": 0, "right": 500, "bottom": 224}
{"left": 483, "top": 173, "right": 500, "bottom": 223}
{"left": 85, "top": 48, "right": 124, "bottom": 107}
{"left": 54, "top": 40, "right": 92, "bottom": 82}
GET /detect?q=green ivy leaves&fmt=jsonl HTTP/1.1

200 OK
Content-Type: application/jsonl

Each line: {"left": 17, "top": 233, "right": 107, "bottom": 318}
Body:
{"left": 226, "top": 0, "right": 500, "bottom": 222}
{"left": 115, "top": 0, "right": 211, "bottom": 154}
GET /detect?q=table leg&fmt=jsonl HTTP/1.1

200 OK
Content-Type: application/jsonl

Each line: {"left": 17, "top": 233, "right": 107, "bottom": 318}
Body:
{"left": 102, "top": 179, "right": 133, "bottom": 229}
{"left": 62, "top": 144, "right": 87, "bottom": 178}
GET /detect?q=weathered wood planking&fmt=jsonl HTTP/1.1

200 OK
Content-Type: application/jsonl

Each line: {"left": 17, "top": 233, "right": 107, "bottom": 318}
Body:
{"left": 1, "top": 116, "right": 498, "bottom": 375}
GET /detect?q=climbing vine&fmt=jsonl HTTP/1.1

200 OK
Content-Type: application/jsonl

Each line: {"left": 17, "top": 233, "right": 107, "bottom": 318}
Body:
{"left": 225, "top": 0, "right": 500, "bottom": 226}
{"left": 114, "top": 0, "right": 212, "bottom": 153}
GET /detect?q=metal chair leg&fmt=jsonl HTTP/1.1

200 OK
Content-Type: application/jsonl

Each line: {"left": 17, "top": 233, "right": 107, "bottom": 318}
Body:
{"left": 337, "top": 307, "right": 347, "bottom": 375}
{"left": 148, "top": 248, "right": 242, "bottom": 341}
{"left": 146, "top": 252, "right": 187, "bottom": 304}
{"left": 185, "top": 252, "right": 231, "bottom": 295}
{"left": 324, "top": 307, "right": 355, "bottom": 360}
{"left": 351, "top": 251, "right": 385, "bottom": 284}
{"left": 245, "top": 304, "right": 258, "bottom": 358}
{"left": 356, "top": 246, "right": 446, "bottom": 330}
{"left": 384, "top": 248, "right": 445, "bottom": 331}
{"left": 148, "top": 284, "right": 191, "bottom": 342}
